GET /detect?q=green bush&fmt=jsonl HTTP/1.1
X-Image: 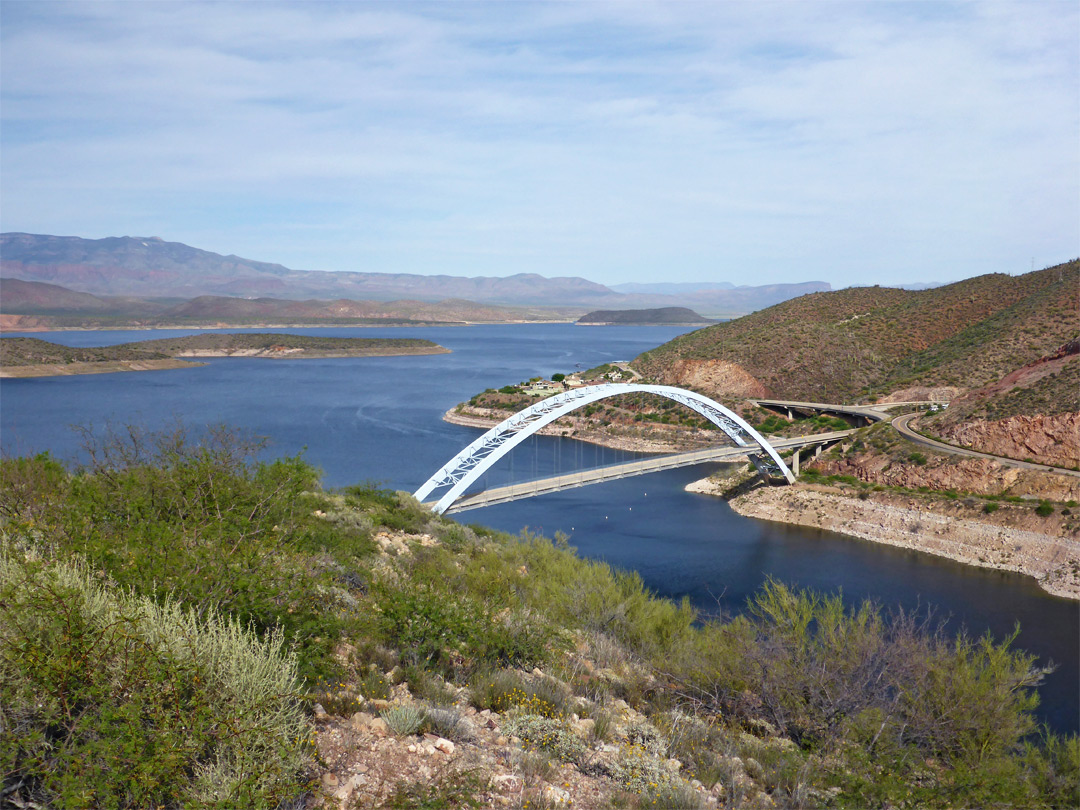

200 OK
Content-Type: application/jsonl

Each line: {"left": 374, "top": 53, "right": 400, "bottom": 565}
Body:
{"left": 1036, "top": 501, "right": 1055, "bottom": 517}
{"left": 0, "top": 551, "right": 309, "bottom": 809}
{"left": 0, "top": 425, "right": 362, "bottom": 682}
{"left": 666, "top": 581, "right": 1058, "bottom": 805}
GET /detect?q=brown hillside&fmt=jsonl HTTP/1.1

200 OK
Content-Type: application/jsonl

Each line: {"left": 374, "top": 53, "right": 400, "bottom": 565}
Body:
{"left": 632, "top": 260, "right": 1079, "bottom": 403}
{"left": 916, "top": 340, "right": 1080, "bottom": 468}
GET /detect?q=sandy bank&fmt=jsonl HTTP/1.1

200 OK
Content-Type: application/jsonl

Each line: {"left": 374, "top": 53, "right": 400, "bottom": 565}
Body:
{"left": 687, "top": 477, "right": 1079, "bottom": 599}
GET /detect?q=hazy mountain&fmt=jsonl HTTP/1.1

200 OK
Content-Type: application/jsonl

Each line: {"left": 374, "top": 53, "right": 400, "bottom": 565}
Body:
{"left": 0, "top": 279, "right": 570, "bottom": 327}
{"left": 609, "top": 281, "right": 736, "bottom": 294}
{"left": 1, "top": 233, "right": 830, "bottom": 314}
{"left": 0, "top": 278, "right": 168, "bottom": 315}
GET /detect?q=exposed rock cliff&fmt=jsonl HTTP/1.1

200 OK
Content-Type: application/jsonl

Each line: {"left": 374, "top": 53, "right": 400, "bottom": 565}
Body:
{"left": 813, "top": 448, "right": 1077, "bottom": 502}
{"left": 931, "top": 413, "right": 1080, "bottom": 470}
{"left": 645, "top": 357, "right": 771, "bottom": 400}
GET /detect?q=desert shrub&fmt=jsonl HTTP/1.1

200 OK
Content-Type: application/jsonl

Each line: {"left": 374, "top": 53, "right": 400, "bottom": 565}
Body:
{"left": 404, "top": 666, "right": 459, "bottom": 706}
{"left": 984, "top": 502, "right": 1000, "bottom": 514}
{"left": 469, "top": 668, "right": 526, "bottom": 711}
{"left": 0, "top": 551, "right": 308, "bottom": 809}
{"left": 639, "top": 780, "right": 706, "bottom": 809}
{"left": 498, "top": 532, "right": 698, "bottom": 661}
{"left": 590, "top": 708, "right": 616, "bottom": 742}
{"left": 1036, "top": 501, "right": 1055, "bottom": 517}
{"left": 425, "top": 705, "right": 468, "bottom": 741}
{"left": 309, "top": 678, "right": 364, "bottom": 717}
{"left": 655, "top": 711, "right": 718, "bottom": 778}
{"left": 604, "top": 741, "right": 674, "bottom": 794}
{"left": 0, "top": 425, "right": 360, "bottom": 682}
{"left": 372, "top": 578, "right": 549, "bottom": 676}
{"left": 382, "top": 703, "right": 428, "bottom": 736}
{"left": 359, "top": 667, "right": 391, "bottom": 701}
{"left": 665, "top": 580, "right": 1058, "bottom": 806}
{"left": 503, "top": 714, "right": 586, "bottom": 764}
{"left": 468, "top": 669, "right": 565, "bottom": 718}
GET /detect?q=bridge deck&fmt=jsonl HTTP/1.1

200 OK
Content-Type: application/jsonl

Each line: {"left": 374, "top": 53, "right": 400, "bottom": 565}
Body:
{"left": 752, "top": 398, "right": 949, "bottom": 424}
{"left": 432, "top": 430, "right": 853, "bottom": 514}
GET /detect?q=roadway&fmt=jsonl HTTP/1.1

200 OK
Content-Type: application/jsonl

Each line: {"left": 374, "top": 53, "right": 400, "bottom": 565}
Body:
{"left": 751, "top": 398, "right": 948, "bottom": 424}
{"left": 432, "top": 430, "right": 854, "bottom": 513}
{"left": 891, "top": 412, "right": 1080, "bottom": 479}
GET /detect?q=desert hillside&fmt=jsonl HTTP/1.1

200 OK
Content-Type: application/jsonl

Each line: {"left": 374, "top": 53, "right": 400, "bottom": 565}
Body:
{"left": 632, "top": 260, "right": 1079, "bottom": 404}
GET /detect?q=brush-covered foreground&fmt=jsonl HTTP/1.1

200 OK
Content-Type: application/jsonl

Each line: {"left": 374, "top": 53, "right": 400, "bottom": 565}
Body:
{"left": 1, "top": 426, "right": 1076, "bottom": 809}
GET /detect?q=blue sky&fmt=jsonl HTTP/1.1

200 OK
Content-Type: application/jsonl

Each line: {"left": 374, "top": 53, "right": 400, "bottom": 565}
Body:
{"left": 1, "top": 1, "right": 1077, "bottom": 288}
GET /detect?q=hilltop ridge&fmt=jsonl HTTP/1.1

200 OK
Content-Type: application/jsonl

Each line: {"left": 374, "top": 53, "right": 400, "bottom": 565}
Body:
{"left": 632, "top": 260, "right": 1079, "bottom": 404}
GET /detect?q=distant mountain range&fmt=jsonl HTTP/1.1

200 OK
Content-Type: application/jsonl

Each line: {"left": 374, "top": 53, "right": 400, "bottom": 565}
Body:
{"left": 0, "top": 278, "right": 570, "bottom": 329}
{"left": 0, "top": 233, "right": 830, "bottom": 315}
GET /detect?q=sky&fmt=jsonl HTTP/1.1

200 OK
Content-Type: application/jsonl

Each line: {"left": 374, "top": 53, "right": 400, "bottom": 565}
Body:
{"left": 1, "top": 1, "right": 1077, "bottom": 289}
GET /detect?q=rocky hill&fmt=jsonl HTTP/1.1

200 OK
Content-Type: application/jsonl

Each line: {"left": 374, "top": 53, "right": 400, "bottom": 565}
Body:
{"left": 577, "top": 307, "right": 713, "bottom": 325}
{"left": 632, "top": 260, "right": 1079, "bottom": 404}
{"left": 917, "top": 339, "right": 1080, "bottom": 469}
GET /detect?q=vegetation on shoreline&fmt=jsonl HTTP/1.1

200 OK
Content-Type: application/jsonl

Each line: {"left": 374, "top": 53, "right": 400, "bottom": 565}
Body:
{"left": 1, "top": 425, "right": 1076, "bottom": 808}
{"left": 0, "top": 333, "right": 449, "bottom": 369}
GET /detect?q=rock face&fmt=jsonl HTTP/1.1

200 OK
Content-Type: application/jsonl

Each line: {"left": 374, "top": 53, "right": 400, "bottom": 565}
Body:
{"left": 879, "top": 386, "right": 964, "bottom": 404}
{"left": 933, "top": 413, "right": 1080, "bottom": 470}
{"left": 652, "top": 358, "right": 770, "bottom": 399}
{"left": 817, "top": 453, "right": 1077, "bottom": 502}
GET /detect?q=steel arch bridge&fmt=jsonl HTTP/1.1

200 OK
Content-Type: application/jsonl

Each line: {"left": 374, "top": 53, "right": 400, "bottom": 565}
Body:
{"left": 415, "top": 383, "right": 795, "bottom": 514}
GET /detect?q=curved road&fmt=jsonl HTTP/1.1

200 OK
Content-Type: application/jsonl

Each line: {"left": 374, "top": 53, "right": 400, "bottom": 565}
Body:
{"left": 892, "top": 412, "right": 1080, "bottom": 480}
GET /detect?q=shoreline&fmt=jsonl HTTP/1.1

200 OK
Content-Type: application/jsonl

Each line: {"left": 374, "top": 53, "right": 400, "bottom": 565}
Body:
{"left": 0, "top": 319, "right": 575, "bottom": 333}
{"left": 1, "top": 345, "right": 451, "bottom": 378}
{"left": 686, "top": 476, "right": 1080, "bottom": 600}
{"left": 442, "top": 407, "right": 717, "bottom": 454}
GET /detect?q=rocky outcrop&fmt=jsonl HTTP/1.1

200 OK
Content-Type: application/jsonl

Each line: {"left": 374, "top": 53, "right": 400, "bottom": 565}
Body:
{"left": 816, "top": 453, "right": 1078, "bottom": 502}
{"left": 932, "top": 413, "right": 1080, "bottom": 470}
{"left": 879, "top": 385, "right": 964, "bottom": 403}
{"left": 653, "top": 358, "right": 770, "bottom": 400}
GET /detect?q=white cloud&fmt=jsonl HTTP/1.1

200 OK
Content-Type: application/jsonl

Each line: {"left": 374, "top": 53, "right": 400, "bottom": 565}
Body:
{"left": 1, "top": 0, "right": 1076, "bottom": 286}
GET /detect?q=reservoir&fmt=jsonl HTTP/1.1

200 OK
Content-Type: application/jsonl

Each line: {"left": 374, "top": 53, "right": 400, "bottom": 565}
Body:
{"left": 2, "top": 323, "right": 1077, "bottom": 734}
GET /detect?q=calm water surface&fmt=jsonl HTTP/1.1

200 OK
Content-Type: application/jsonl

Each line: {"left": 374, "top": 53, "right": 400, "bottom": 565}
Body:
{"left": 2, "top": 324, "right": 1076, "bottom": 733}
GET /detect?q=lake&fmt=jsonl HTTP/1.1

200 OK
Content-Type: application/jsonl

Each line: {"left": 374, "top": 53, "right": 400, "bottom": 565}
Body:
{"left": 2, "top": 323, "right": 1077, "bottom": 733}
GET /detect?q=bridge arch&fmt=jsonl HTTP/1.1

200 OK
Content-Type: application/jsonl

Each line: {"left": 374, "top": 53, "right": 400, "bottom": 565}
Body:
{"left": 415, "top": 383, "right": 794, "bottom": 514}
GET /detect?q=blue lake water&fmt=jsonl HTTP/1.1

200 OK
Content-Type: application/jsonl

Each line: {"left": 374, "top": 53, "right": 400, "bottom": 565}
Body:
{"left": 2, "top": 323, "right": 1077, "bottom": 733}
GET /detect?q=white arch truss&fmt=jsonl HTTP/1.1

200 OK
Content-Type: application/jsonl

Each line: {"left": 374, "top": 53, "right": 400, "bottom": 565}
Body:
{"left": 415, "top": 383, "right": 795, "bottom": 514}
